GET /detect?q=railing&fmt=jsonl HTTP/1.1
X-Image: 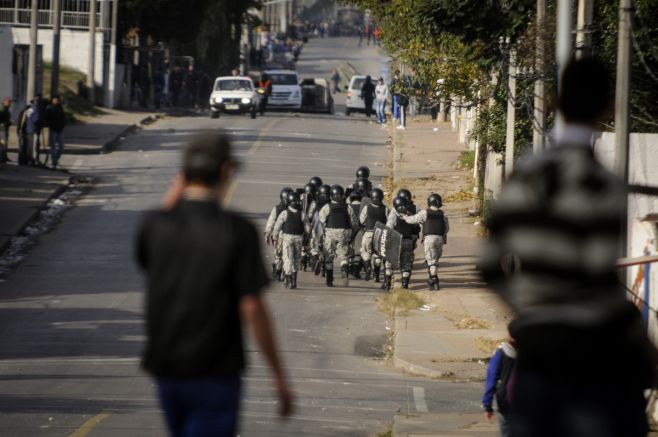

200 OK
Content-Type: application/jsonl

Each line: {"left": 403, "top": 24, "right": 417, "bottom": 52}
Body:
{"left": 0, "top": 1, "right": 113, "bottom": 31}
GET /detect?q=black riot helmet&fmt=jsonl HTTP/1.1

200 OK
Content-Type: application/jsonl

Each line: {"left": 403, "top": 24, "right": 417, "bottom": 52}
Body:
{"left": 356, "top": 166, "right": 370, "bottom": 179}
{"left": 304, "top": 183, "right": 317, "bottom": 198}
{"left": 428, "top": 193, "right": 443, "bottom": 208}
{"left": 348, "top": 191, "right": 362, "bottom": 203}
{"left": 330, "top": 184, "right": 345, "bottom": 202}
{"left": 370, "top": 188, "right": 384, "bottom": 206}
{"left": 280, "top": 186, "right": 294, "bottom": 204}
{"left": 397, "top": 188, "right": 412, "bottom": 202}
{"left": 393, "top": 196, "right": 408, "bottom": 214}
{"left": 319, "top": 184, "right": 331, "bottom": 199}
{"left": 287, "top": 191, "right": 301, "bottom": 208}
{"left": 356, "top": 177, "right": 372, "bottom": 195}
{"left": 309, "top": 176, "right": 323, "bottom": 190}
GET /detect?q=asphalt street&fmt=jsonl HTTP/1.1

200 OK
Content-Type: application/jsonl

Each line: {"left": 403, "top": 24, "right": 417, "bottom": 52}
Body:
{"left": 0, "top": 38, "right": 484, "bottom": 436}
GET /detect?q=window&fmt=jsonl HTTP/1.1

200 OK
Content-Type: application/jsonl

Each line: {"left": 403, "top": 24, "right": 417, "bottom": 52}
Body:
{"left": 215, "top": 80, "right": 253, "bottom": 91}
{"left": 268, "top": 74, "right": 298, "bottom": 85}
{"left": 351, "top": 78, "right": 365, "bottom": 90}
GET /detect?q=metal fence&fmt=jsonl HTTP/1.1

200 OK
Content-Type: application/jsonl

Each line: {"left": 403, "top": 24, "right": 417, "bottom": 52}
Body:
{"left": 0, "top": 0, "right": 114, "bottom": 30}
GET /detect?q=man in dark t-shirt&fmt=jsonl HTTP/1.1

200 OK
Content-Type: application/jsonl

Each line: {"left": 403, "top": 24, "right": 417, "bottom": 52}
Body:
{"left": 136, "top": 132, "right": 292, "bottom": 435}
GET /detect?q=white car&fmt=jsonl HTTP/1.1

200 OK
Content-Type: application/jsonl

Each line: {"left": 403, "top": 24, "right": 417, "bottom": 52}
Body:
{"left": 209, "top": 76, "right": 260, "bottom": 119}
{"left": 345, "top": 75, "right": 370, "bottom": 116}
{"left": 263, "top": 70, "right": 302, "bottom": 110}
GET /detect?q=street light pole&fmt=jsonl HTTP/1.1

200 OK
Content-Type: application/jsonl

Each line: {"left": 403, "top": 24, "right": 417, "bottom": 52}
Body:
{"left": 555, "top": 0, "right": 573, "bottom": 142}
{"left": 505, "top": 46, "right": 516, "bottom": 178}
{"left": 51, "top": 0, "right": 62, "bottom": 98}
{"left": 615, "top": 0, "right": 632, "bottom": 182}
{"left": 26, "top": 0, "right": 38, "bottom": 104}
{"left": 88, "top": 0, "right": 97, "bottom": 104}
{"left": 533, "top": 0, "right": 546, "bottom": 153}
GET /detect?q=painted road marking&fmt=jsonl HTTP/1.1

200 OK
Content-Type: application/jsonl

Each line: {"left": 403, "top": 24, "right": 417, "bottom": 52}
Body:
{"left": 68, "top": 412, "right": 110, "bottom": 437}
{"left": 247, "top": 119, "right": 278, "bottom": 156}
{"left": 223, "top": 180, "right": 239, "bottom": 207}
{"left": 412, "top": 386, "right": 429, "bottom": 412}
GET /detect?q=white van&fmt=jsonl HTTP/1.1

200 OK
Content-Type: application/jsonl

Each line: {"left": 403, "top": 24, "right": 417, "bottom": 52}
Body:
{"left": 263, "top": 70, "right": 302, "bottom": 110}
{"left": 345, "top": 75, "right": 371, "bottom": 116}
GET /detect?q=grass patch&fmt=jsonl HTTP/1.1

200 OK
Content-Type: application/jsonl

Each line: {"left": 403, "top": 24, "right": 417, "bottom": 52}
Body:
{"left": 444, "top": 189, "right": 476, "bottom": 203}
{"left": 377, "top": 288, "right": 425, "bottom": 317}
{"left": 374, "top": 429, "right": 392, "bottom": 437}
{"left": 454, "top": 316, "right": 490, "bottom": 330}
{"left": 42, "top": 63, "right": 107, "bottom": 121}
{"left": 475, "top": 337, "right": 506, "bottom": 355}
{"left": 457, "top": 150, "right": 475, "bottom": 170}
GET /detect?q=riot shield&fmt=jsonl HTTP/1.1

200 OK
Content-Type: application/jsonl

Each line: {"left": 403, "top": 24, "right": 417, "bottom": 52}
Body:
{"left": 373, "top": 222, "right": 402, "bottom": 269}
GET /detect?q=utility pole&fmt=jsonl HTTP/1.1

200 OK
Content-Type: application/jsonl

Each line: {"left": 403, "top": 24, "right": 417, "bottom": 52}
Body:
{"left": 87, "top": 0, "right": 97, "bottom": 104}
{"left": 107, "top": 0, "right": 118, "bottom": 108}
{"left": 555, "top": 0, "right": 573, "bottom": 141}
{"left": 505, "top": 46, "right": 516, "bottom": 178}
{"left": 615, "top": 0, "right": 632, "bottom": 183}
{"left": 26, "top": 0, "right": 38, "bottom": 104}
{"left": 575, "top": 0, "right": 594, "bottom": 59}
{"left": 280, "top": 2, "right": 288, "bottom": 35}
{"left": 51, "top": 0, "right": 62, "bottom": 98}
{"left": 533, "top": 0, "right": 546, "bottom": 153}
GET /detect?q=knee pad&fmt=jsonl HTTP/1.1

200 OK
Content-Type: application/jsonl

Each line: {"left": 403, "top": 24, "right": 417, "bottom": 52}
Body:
{"left": 429, "top": 264, "right": 438, "bottom": 275}
{"left": 374, "top": 258, "right": 382, "bottom": 267}
{"left": 354, "top": 255, "right": 361, "bottom": 263}
{"left": 402, "top": 271, "right": 411, "bottom": 278}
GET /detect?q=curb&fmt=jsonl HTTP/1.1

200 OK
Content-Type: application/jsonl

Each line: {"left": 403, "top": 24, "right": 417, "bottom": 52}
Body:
{"left": 102, "top": 114, "right": 163, "bottom": 153}
{"left": 0, "top": 178, "right": 69, "bottom": 257}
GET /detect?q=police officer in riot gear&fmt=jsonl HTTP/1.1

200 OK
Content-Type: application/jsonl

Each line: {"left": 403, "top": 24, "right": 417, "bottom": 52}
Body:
{"left": 402, "top": 193, "right": 449, "bottom": 290}
{"left": 301, "top": 183, "right": 318, "bottom": 271}
{"left": 265, "top": 187, "right": 294, "bottom": 280}
{"left": 359, "top": 188, "right": 389, "bottom": 282}
{"left": 383, "top": 196, "right": 416, "bottom": 291}
{"left": 309, "top": 176, "right": 323, "bottom": 191}
{"left": 356, "top": 166, "right": 370, "bottom": 180}
{"left": 355, "top": 177, "right": 372, "bottom": 198}
{"left": 347, "top": 191, "right": 364, "bottom": 279}
{"left": 396, "top": 188, "right": 421, "bottom": 241}
{"left": 272, "top": 191, "right": 310, "bottom": 289}
{"left": 311, "top": 184, "right": 332, "bottom": 276}
{"left": 319, "top": 184, "right": 358, "bottom": 286}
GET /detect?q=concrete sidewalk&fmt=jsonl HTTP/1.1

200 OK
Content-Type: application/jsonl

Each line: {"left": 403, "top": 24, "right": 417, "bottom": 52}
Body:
{"left": 0, "top": 109, "right": 161, "bottom": 256}
{"left": 385, "top": 117, "right": 510, "bottom": 435}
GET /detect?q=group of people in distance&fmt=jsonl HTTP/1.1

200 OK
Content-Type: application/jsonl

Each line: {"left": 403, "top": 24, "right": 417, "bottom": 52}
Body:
{"left": 264, "top": 166, "right": 449, "bottom": 291}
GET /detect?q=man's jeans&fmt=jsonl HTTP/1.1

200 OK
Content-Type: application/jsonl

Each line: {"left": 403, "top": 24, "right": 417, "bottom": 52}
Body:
{"left": 392, "top": 95, "right": 399, "bottom": 120}
{"left": 49, "top": 130, "right": 64, "bottom": 166}
{"left": 157, "top": 378, "right": 241, "bottom": 437}
{"left": 376, "top": 99, "right": 386, "bottom": 124}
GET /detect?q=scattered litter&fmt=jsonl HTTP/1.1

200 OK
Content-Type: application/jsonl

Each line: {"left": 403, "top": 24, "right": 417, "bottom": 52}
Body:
{"left": 433, "top": 128, "right": 439, "bottom": 132}
{"left": 119, "top": 137, "right": 126, "bottom": 141}
{"left": 385, "top": 326, "right": 391, "bottom": 331}
{"left": 420, "top": 304, "right": 432, "bottom": 311}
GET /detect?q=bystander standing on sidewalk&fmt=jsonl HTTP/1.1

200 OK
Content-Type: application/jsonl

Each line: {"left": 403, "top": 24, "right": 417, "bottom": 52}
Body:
{"left": 482, "top": 338, "right": 516, "bottom": 437}
{"left": 391, "top": 70, "right": 401, "bottom": 121}
{"left": 0, "top": 97, "right": 11, "bottom": 163}
{"left": 375, "top": 77, "right": 388, "bottom": 125}
{"left": 361, "top": 76, "right": 376, "bottom": 119}
{"left": 17, "top": 99, "right": 41, "bottom": 166}
{"left": 45, "top": 96, "right": 67, "bottom": 170}
{"left": 136, "top": 132, "right": 293, "bottom": 436}
{"left": 397, "top": 91, "right": 408, "bottom": 130}
{"left": 480, "top": 56, "right": 657, "bottom": 437}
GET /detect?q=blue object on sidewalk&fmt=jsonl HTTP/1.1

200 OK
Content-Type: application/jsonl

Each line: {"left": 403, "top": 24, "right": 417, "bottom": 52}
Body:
{"left": 157, "top": 378, "right": 241, "bottom": 437}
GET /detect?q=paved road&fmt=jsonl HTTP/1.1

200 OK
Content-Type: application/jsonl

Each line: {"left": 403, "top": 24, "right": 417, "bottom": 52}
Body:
{"left": 0, "top": 38, "right": 483, "bottom": 436}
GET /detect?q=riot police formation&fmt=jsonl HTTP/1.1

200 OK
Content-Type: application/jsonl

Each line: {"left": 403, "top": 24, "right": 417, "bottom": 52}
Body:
{"left": 264, "top": 186, "right": 294, "bottom": 281}
{"left": 265, "top": 169, "right": 449, "bottom": 292}
{"left": 401, "top": 193, "right": 450, "bottom": 290}
{"left": 272, "top": 191, "right": 311, "bottom": 289}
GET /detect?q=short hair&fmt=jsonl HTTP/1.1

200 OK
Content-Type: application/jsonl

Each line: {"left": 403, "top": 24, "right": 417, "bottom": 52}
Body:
{"left": 183, "top": 131, "right": 235, "bottom": 186}
{"left": 558, "top": 56, "right": 611, "bottom": 124}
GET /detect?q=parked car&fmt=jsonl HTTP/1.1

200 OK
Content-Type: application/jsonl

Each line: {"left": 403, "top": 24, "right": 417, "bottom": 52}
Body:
{"left": 344, "top": 75, "right": 369, "bottom": 116}
{"left": 263, "top": 70, "right": 302, "bottom": 110}
{"left": 300, "top": 78, "right": 334, "bottom": 114}
{"left": 209, "top": 76, "right": 260, "bottom": 119}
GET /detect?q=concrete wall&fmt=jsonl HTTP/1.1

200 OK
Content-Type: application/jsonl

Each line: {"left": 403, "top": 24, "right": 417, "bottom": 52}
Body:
{"left": 594, "top": 133, "right": 658, "bottom": 345}
{"left": 484, "top": 151, "right": 504, "bottom": 199}
{"left": 0, "top": 26, "right": 13, "bottom": 105}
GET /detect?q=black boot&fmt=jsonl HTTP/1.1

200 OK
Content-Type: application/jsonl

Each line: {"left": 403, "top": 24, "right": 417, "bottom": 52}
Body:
{"left": 351, "top": 259, "right": 361, "bottom": 279}
{"left": 313, "top": 257, "right": 322, "bottom": 275}
{"left": 373, "top": 266, "right": 381, "bottom": 283}
{"left": 326, "top": 269, "right": 334, "bottom": 287}
{"left": 401, "top": 277, "right": 410, "bottom": 289}
{"left": 277, "top": 269, "right": 284, "bottom": 282}
{"left": 321, "top": 263, "right": 326, "bottom": 277}
{"left": 434, "top": 275, "right": 440, "bottom": 290}
{"left": 364, "top": 264, "right": 372, "bottom": 281}
{"left": 427, "top": 275, "right": 436, "bottom": 291}
{"left": 382, "top": 275, "right": 392, "bottom": 291}
{"left": 284, "top": 275, "right": 291, "bottom": 288}
{"left": 290, "top": 272, "right": 298, "bottom": 289}
{"left": 301, "top": 254, "right": 308, "bottom": 272}
{"left": 271, "top": 263, "right": 278, "bottom": 280}
{"left": 341, "top": 264, "right": 350, "bottom": 286}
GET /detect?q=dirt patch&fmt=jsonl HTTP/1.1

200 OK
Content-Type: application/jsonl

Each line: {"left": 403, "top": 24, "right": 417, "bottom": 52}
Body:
{"left": 377, "top": 288, "right": 425, "bottom": 317}
{"left": 453, "top": 317, "right": 490, "bottom": 330}
{"left": 475, "top": 337, "right": 506, "bottom": 355}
